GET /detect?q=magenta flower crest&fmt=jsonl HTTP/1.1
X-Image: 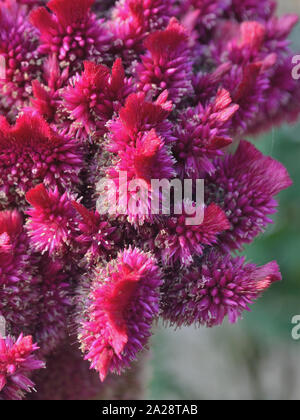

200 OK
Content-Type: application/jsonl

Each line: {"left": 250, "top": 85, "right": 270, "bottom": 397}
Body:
{"left": 161, "top": 251, "right": 282, "bottom": 327}
{"left": 63, "top": 58, "right": 131, "bottom": 139}
{"left": 0, "top": 334, "right": 45, "bottom": 400}
{"left": 136, "top": 18, "right": 193, "bottom": 103}
{"left": 25, "top": 183, "right": 78, "bottom": 256}
{"left": 78, "top": 247, "right": 162, "bottom": 382}
{"left": 0, "top": 112, "right": 83, "bottom": 209}
{"left": 30, "top": 0, "right": 110, "bottom": 70}
{"left": 0, "top": 210, "right": 38, "bottom": 335}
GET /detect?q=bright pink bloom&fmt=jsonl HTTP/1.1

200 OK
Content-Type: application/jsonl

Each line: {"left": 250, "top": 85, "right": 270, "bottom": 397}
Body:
{"left": 109, "top": 0, "right": 172, "bottom": 62}
{"left": 72, "top": 201, "right": 116, "bottom": 263}
{"left": 161, "top": 251, "right": 282, "bottom": 327}
{"left": 106, "top": 128, "right": 176, "bottom": 225}
{"left": 0, "top": 334, "right": 45, "bottom": 400}
{"left": 79, "top": 247, "right": 162, "bottom": 381}
{"left": 0, "top": 0, "right": 43, "bottom": 119}
{"left": 25, "top": 184, "right": 77, "bottom": 256}
{"left": 0, "top": 112, "right": 83, "bottom": 210}
{"left": 30, "top": 0, "right": 110, "bottom": 70}
{"left": 63, "top": 59, "right": 132, "bottom": 139}
{"left": 206, "top": 140, "right": 292, "bottom": 251}
{"left": 29, "top": 55, "right": 70, "bottom": 123}
{"left": 156, "top": 202, "right": 230, "bottom": 266}
{"left": 107, "top": 91, "right": 174, "bottom": 155}
{"left": 173, "top": 88, "right": 239, "bottom": 178}
{"left": 136, "top": 18, "right": 193, "bottom": 103}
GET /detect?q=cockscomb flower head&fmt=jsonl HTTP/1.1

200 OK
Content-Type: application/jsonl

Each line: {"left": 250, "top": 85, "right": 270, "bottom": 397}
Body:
{"left": 136, "top": 18, "right": 193, "bottom": 103}
{"left": 107, "top": 91, "right": 174, "bottom": 154}
{"left": 109, "top": 0, "right": 173, "bottom": 62}
{"left": 72, "top": 201, "right": 116, "bottom": 263}
{"left": 0, "top": 0, "right": 43, "bottom": 119}
{"left": 0, "top": 112, "right": 83, "bottom": 210}
{"left": 155, "top": 202, "right": 230, "bottom": 266}
{"left": 173, "top": 88, "right": 239, "bottom": 178}
{"left": 161, "top": 251, "right": 282, "bottom": 327}
{"left": 106, "top": 128, "right": 176, "bottom": 225}
{"left": 30, "top": 0, "right": 111, "bottom": 71}
{"left": 63, "top": 58, "right": 131, "bottom": 139}
{"left": 0, "top": 333, "right": 45, "bottom": 400}
{"left": 229, "top": 0, "right": 276, "bottom": 22}
{"left": 110, "top": 129, "right": 175, "bottom": 183}
{"left": 78, "top": 247, "right": 162, "bottom": 381}
{"left": 206, "top": 140, "right": 292, "bottom": 251}
{"left": 25, "top": 184, "right": 78, "bottom": 256}
{"left": 0, "top": 210, "right": 38, "bottom": 335}
{"left": 29, "top": 55, "right": 70, "bottom": 123}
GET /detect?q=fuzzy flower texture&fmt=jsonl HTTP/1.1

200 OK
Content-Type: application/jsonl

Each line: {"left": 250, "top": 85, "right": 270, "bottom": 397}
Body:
{"left": 0, "top": 0, "right": 298, "bottom": 400}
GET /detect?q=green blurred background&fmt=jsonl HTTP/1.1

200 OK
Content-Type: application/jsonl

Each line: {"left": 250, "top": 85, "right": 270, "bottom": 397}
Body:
{"left": 148, "top": 1, "right": 300, "bottom": 400}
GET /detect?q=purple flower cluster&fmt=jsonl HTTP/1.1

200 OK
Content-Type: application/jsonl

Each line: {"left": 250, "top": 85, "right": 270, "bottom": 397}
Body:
{"left": 0, "top": 0, "right": 298, "bottom": 399}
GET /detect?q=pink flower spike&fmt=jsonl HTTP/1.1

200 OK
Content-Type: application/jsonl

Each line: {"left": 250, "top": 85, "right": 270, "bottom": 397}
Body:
{"left": 156, "top": 202, "right": 230, "bottom": 266}
{"left": 25, "top": 184, "right": 77, "bottom": 256}
{"left": 0, "top": 334, "right": 45, "bottom": 400}
{"left": 136, "top": 18, "right": 193, "bottom": 102}
{"left": 0, "top": 112, "right": 83, "bottom": 209}
{"left": 30, "top": 0, "right": 111, "bottom": 71}
{"left": 78, "top": 247, "right": 162, "bottom": 381}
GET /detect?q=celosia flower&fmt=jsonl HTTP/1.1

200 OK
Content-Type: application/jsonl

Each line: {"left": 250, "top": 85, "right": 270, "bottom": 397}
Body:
{"left": 29, "top": 55, "right": 70, "bottom": 123}
{"left": 30, "top": 0, "right": 110, "bottom": 71}
{"left": 161, "top": 251, "right": 281, "bottom": 327}
{"left": 72, "top": 201, "right": 116, "bottom": 263}
{"left": 206, "top": 140, "right": 292, "bottom": 251}
{"left": 155, "top": 202, "right": 230, "bottom": 266}
{"left": 107, "top": 91, "right": 174, "bottom": 155}
{"left": 106, "top": 128, "right": 176, "bottom": 225}
{"left": 63, "top": 58, "right": 132, "bottom": 139}
{"left": 108, "top": 0, "right": 172, "bottom": 63}
{"left": 0, "top": 0, "right": 43, "bottom": 119}
{"left": 173, "top": 88, "right": 239, "bottom": 178}
{"left": 212, "top": 21, "right": 275, "bottom": 134}
{"left": 0, "top": 112, "right": 83, "bottom": 210}
{"left": 25, "top": 184, "right": 78, "bottom": 256}
{"left": 248, "top": 57, "right": 300, "bottom": 134}
{"left": 136, "top": 18, "right": 193, "bottom": 103}
{"left": 0, "top": 210, "right": 38, "bottom": 335}
{"left": 78, "top": 247, "right": 162, "bottom": 381}
{"left": 109, "top": 129, "right": 176, "bottom": 185}
{"left": 0, "top": 333, "right": 45, "bottom": 400}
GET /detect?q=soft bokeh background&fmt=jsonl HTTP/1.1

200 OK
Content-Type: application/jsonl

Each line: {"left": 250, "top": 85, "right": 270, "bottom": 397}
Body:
{"left": 148, "top": 0, "right": 300, "bottom": 400}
